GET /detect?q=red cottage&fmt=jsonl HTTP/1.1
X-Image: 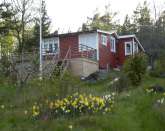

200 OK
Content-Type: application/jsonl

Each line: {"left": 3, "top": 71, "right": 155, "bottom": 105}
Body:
{"left": 42, "top": 29, "right": 145, "bottom": 77}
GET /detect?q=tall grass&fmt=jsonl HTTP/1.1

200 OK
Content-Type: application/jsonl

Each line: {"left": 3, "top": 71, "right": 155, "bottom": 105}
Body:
{"left": 0, "top": 73, "right": 165, "bottom": 131}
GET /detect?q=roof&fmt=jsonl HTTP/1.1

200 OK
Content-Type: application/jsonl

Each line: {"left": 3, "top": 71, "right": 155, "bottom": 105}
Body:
{"left": 44, "top": 29, "right": 98, "bottom": 38}
{"left": 44, "top": 29, "right": 118, "bottom": 38}
{"left": 118, "top": 35, "right": 136, "bottom": 39}
{"left": 97, "top": 29, "right": 119, "bottom": 39}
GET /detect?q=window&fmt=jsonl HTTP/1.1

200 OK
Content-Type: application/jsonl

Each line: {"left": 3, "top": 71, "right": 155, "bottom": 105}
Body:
{"left": 125, "top": 42, "right": 132, "bottom": 55}
{"left": 54, "top": 43, "right": 58, "bottom": 52}
{"left": 110, "top": 36, "right": 116, "bottom": 52}
{"left": 101, "top": 35, "right": 107, "bottom": 45}
{"left": 43, "top": 42, "right": 49, "bottom": 52}
{"left": 43, "top": 38, "right": 59, "bottom": 54}
{"left": 49, "top": 43, "right": 53, "bottom": 53}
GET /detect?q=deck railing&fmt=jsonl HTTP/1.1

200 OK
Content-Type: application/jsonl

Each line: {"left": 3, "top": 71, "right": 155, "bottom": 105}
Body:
{"left": 78, "top": 44, "right": 97, "bottom": 61}
{"left": 59, "top": 44, "right": 97, "bottom": 61}
{"left": 42, "top": 44, "right": 97, "bottom": 61}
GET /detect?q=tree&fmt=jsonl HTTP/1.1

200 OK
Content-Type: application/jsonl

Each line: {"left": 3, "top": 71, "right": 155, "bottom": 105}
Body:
{"left": 32, "top": 0, "right": 51, "bottom": 48}
{"left": 0, "top": 2, "right": 15, "bottom": 55}
{"left": 153, "top": 10, "right": 165, "bottom": 57}
{"left": 0, "top": 2, "right": 13, "bottom": 35}
{"left": 123, "top": 53, "right": 147, "bottom": 86}
{"left": 133, "top": 1, "right": 153, "bottom": 33}
{"left": 119, "top": 15, "right": 134, "bottom": 35}
{"left": 2, "top": 0, "right": 35, "bottom": 53}
{"left": 81, "top": 4, "right": 118, "bottom": 31}
{"left": 132, "top": 1, "right": 155, "bottom": 65}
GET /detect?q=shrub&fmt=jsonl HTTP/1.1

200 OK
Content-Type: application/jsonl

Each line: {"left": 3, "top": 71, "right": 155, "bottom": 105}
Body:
{"left": 113, "top": 73, "right": 130, "bottom": 92}
{"left": 123, "top": 53, "right": 147, "bottom": 86}
{"left": 149, "top": 55, "right": 165, "bottom": 78}
{"left": 0, "top": 55, "right": 11, "bottom": 78}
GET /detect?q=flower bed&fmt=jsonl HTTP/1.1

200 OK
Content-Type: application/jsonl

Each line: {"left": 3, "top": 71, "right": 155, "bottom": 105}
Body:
{"left": 31, "top": 93, "right": 115, "bottom": 119}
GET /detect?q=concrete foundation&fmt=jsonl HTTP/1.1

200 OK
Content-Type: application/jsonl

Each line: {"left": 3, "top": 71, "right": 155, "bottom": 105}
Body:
{"left": 69, "top": 58, "right": 98, "bottom": 77}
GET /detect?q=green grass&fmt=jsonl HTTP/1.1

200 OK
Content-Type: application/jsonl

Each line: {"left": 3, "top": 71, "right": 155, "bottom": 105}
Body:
{"left": 0, "top": 74, "right": 165, "bottom": 131}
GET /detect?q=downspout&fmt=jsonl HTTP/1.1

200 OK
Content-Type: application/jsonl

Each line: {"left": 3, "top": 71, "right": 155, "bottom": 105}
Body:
{"left": 58, "top": 37, "right": 60, "bottom": 58}
{"left": 132, "top": 38, "right": 135, "bottom": 56}
{"left": 96, "top": 32, "right": 99, "bottom": 61}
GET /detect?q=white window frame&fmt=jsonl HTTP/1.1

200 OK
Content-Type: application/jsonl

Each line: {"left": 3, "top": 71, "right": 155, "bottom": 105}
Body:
{"left": 43, "top": 40, "right": 49, "bottom": 52}
{"left": 134, "top": 42, "right": 139, "bottom": 53}
{"left": 110, "top": 36, "right": 116, "bottom": 52}
{"left": 43, "top": 38, "right": 59, "bottom": 55}
{"left": 101, "top": 35, "right": 107, "bottom": 45}
{"left": 125, "top": 42, "right": 132, "bottom": 56}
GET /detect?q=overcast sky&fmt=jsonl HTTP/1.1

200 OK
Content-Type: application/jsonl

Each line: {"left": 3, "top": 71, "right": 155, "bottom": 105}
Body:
{"left": 45, "top": 0, "right": 164, "bottom": 33}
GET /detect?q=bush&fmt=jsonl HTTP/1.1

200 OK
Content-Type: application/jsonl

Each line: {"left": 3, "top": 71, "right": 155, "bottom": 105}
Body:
{"left": 113, "top": 73, "right": 130, "bottom": 92}
{"left": 0, "top": 55, "right": 11, "bottom": 78}
{"left": 149, "top": 55, "right": 165, "bottom": 78}
{"left": 123, "top": 53, "right": 147, "bottom": 86}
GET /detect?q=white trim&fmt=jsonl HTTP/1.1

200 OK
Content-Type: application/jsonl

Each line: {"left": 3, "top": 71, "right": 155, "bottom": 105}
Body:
{"left": 134, "top": 42, "right": 139, "bottom": 54}
{"left": 101, "top": 34, "right": 107, "bottom": 45}
{"left": 133, "top": 38, "right": 135, "bottom": 55}
{"left": 125, "top": 41, "right": 132, "bottom": 56}
{"left": 97, "top": 29, "right": 119, "bottom": 39}
{"left": 119, "top": 35, "right": 136, "bottom": 39}
{"left": 42, "top": 37, "right": 59, "bottom": 55}
{"left": 97, "top": 29, "right": 116, "bottom": 35}
{"left": 110, "top": 36, "right": 116, "bottom": 52}
{"left": 134, "top": 36, "right": 145, "bottom": 52}
{"left": 96, "top": 33, "right": 99, "bottom": 60}
{"left": 57, "top": 37, "right": 60, "bottom": 54}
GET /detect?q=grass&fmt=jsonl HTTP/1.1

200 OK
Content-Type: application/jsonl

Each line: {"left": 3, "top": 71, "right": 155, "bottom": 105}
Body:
{"left": 0, "top": 73, "right": 165, "bottom": 131}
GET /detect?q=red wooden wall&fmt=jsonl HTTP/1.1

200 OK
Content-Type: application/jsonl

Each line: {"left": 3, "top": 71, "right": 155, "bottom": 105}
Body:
{"left": 98, "top": 33, "right": 111, "bottom": 69}
{"left": 59, "top": 34, "right": 79, "bottom": 59}
{"left": 58, "top": 32, "right": 139, "bottom": 69}
{"left": 98, "top": 33, "right": 118, "bottom": 69}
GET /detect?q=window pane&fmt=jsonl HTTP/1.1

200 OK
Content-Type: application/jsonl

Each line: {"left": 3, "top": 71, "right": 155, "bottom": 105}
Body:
{"left": 110, "top": 37, "right": 115, "bottom": 52}
{"left": 54, "top": 43, "right": 58, "bottom": 52}
{"left": 101, "top": 35, "right": 107, "bottom": 45}
{"left": 49, "top": 43, "right": 53, "bottom": 53}
{"left": 126, "top": 44, "right": 131, "bottom": 53}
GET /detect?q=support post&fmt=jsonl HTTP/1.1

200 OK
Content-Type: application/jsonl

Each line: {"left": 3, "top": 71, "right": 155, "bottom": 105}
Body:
{"left": 39, "top": 0, "right": 43, "bottom": 79}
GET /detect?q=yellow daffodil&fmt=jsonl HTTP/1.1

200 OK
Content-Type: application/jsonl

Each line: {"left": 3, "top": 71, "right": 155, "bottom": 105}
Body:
{"left": 24, "top": 110, "right": 28, "bottom": 115}
{"left": 1, "top": 105, "right": 5, "bottom": 109}
{"left": 68, "top": 125, "right": 73, "bottom": 129}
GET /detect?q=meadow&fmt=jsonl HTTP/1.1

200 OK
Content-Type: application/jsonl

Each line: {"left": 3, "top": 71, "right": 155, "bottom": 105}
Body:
{"left": 0, "top": 72, "right": 165, "bottom": 131}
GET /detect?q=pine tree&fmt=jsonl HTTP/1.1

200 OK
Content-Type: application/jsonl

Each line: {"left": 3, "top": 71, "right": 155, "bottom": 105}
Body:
{"left": 120, "top": 15, "right": 134, "bottom": 35}
{"left": 81, "top": 4, "right": 118, "bottom": 31}
{"left": 132, "top": 1, "right": 153, "bottom": 52}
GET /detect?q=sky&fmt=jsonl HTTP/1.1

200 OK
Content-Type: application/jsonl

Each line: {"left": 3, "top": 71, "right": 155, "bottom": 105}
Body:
{"left": 45, "top": 0, "right": 164, "bottom": 33}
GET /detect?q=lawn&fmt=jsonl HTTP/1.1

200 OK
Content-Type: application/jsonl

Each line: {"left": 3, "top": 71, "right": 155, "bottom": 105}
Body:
{"left": 0, "top": 73, "right": 165, "bottom": 131}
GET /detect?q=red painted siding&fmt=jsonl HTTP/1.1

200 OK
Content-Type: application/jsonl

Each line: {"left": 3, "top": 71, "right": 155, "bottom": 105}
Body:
{"left": 117, "top": 38, "right": 133, "bottom": 66}
{"left": 59, "top": 34, "right": 79, "bottom": 59}
{"left": 109, "top": 34, "right": 118, "bottom": 68}
{"left": 98, "top": 33, "right": 110, "bottom": 69}
{"left": 58, "top": 32, "right": 142, "bottom": 69}
{"left": 98, "top": 33, "right": 117, "bottom": 69}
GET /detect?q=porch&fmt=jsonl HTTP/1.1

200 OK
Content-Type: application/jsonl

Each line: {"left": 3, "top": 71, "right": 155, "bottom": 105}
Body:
{"left": 42, "top": 44, "right": 99, "bottom": 77}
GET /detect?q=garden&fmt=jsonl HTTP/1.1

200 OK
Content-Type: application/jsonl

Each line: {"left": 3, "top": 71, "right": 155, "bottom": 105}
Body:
{"left": 0, "top": 54, "right": 165, "bottom": 131}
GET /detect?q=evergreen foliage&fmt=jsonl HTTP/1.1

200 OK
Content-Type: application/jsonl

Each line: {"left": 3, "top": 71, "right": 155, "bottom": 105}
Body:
{"left": 123, "top": 53, "right": 147, "bottom": 86}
